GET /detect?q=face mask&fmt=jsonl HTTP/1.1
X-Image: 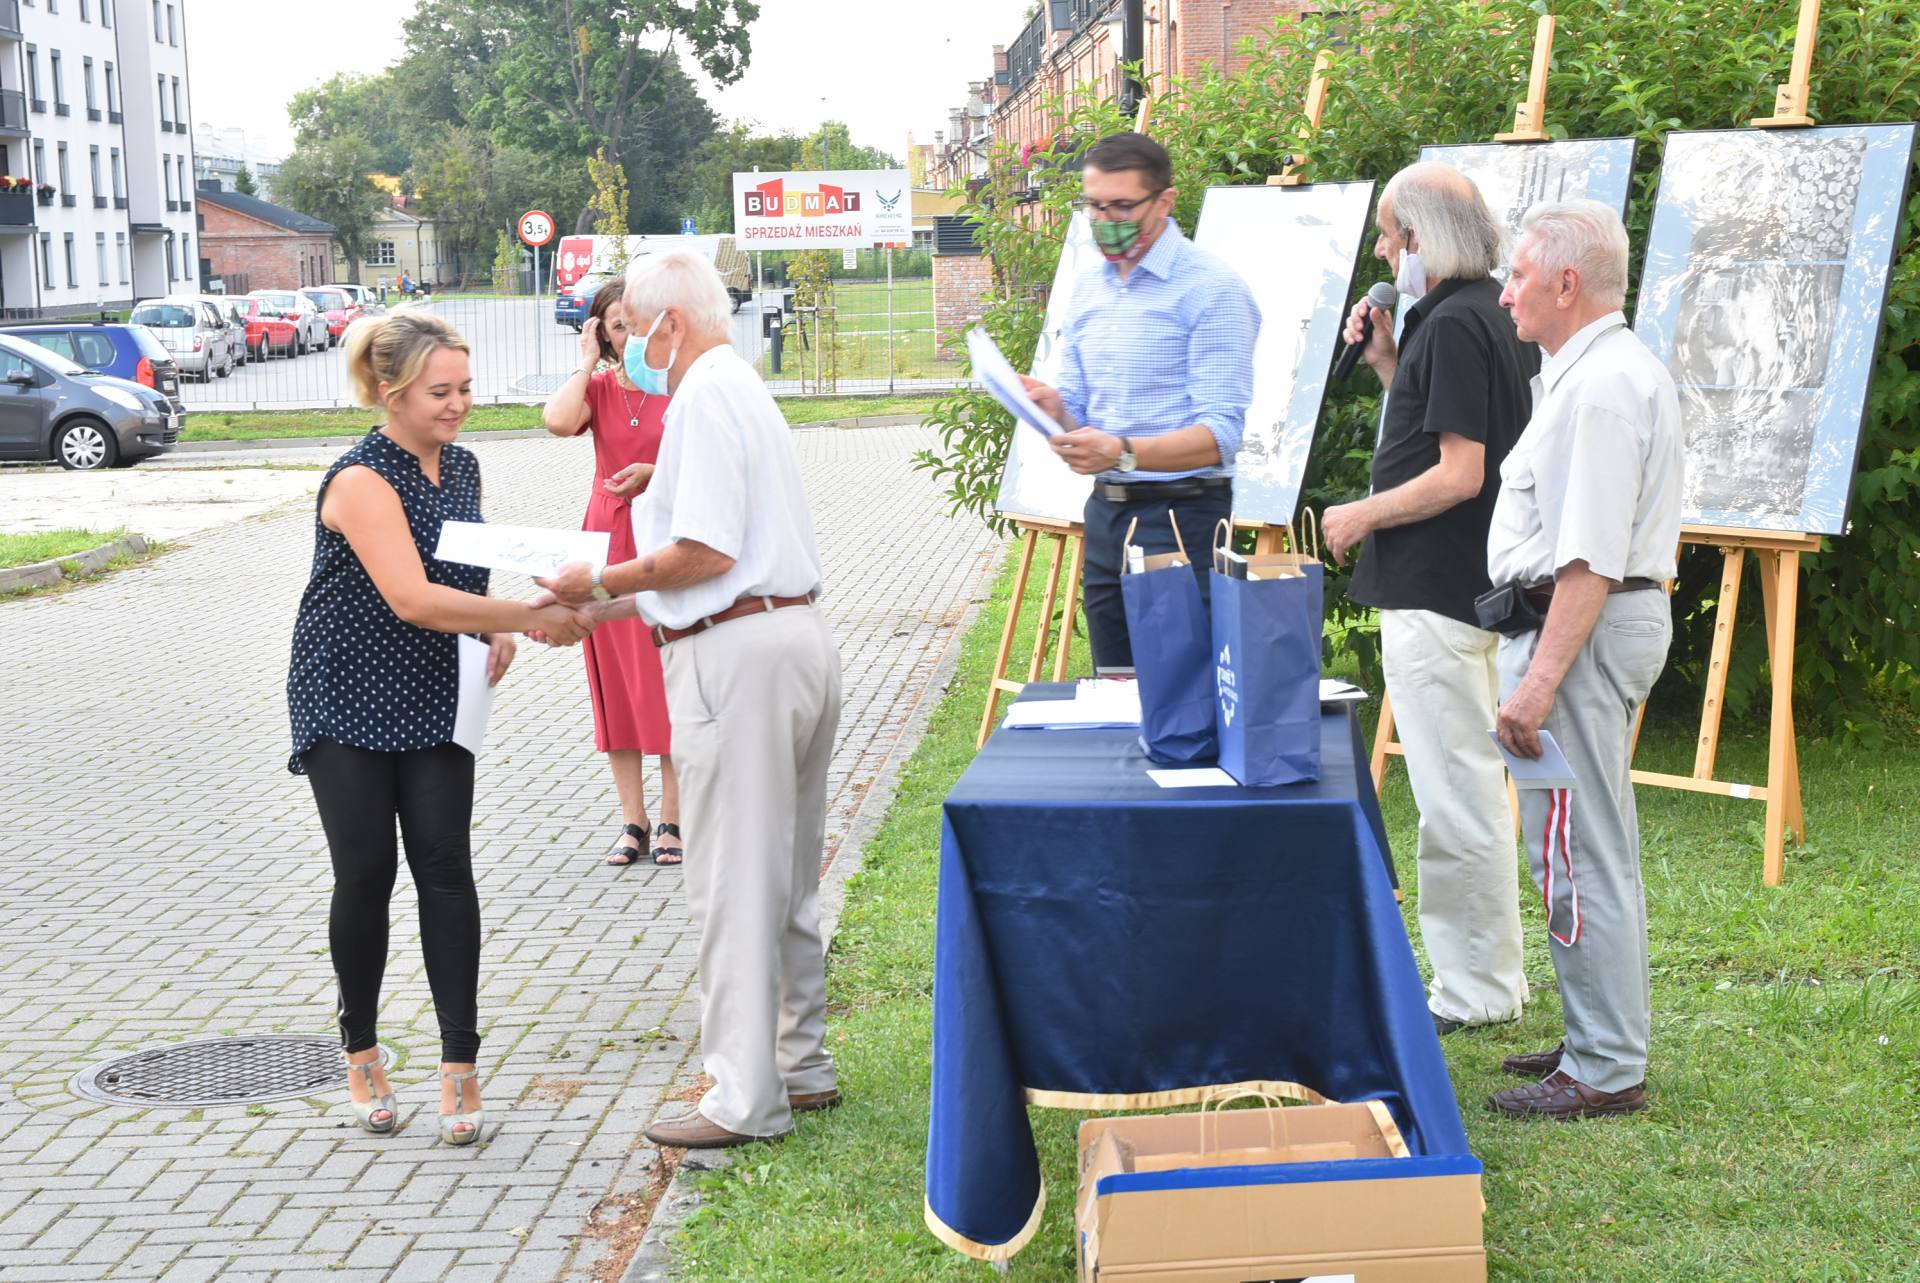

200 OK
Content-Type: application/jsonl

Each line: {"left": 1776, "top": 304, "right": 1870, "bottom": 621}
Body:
{"left": 1093, "top": 217, "right": 1146, "bottom": 263}
{"left": 624, "top": 312, "right": 677, "bottom": 395}
{"left": 1395, "top": 247, "right": 1429, "bottom": 302}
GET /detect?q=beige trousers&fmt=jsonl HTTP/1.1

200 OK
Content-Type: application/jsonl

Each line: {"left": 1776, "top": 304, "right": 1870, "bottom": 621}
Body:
{"left": 1379, "top": 608, "right": 1528, "bottom": 1026}
{"left": 661, "top": 605, "right": 842, "bottom": 1136}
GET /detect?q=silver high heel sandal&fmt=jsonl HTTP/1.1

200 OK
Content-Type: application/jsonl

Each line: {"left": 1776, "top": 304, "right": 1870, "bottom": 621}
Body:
{"left": 439, "top": 1068, "right": 484, "bottom": 1145}
{"left": 346, "top": 1056, "right": 396, "bottom": 1134}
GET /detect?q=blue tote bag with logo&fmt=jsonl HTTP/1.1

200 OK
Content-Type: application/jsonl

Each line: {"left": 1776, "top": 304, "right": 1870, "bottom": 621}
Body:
{"left": 1119, "top": 513, "right": 1217, "bottom": 764}
{"left": 1210, "top": 518, "right": 1325, "bottom": 786}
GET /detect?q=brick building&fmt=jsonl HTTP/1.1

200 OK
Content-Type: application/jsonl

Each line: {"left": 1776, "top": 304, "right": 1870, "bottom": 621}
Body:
{"left": 926, "top": 0, "right": 1300, "bottom": 189}
{"left": 194, "top": 181, "right": 334, "bottom": 292}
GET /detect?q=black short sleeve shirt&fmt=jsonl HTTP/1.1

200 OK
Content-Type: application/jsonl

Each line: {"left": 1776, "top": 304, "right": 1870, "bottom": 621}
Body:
{"left": 1346, "top": 276, "right": 1540, "bottom": 625}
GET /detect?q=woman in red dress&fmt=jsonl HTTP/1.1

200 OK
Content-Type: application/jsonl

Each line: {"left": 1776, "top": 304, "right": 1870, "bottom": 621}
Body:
{"left": 541, "top": 279, "right": 680, "bottom": 867}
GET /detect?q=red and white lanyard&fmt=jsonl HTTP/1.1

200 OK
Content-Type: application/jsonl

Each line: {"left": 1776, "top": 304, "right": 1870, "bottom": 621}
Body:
{"left": 1540, "top": 787, "right": 1583, "bottom": 946}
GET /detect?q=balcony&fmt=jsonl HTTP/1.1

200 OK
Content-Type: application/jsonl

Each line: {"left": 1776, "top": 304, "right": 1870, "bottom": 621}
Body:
{"left": 1006, "top": 8, "right": 1046, "bottom": 98}
{"left": 60, "top": 194, "right": 75, "bottom": 207}
{"left": 0, "top": 89, "right": 25, "bottom": 137}
{"left": 0, "top": 0, "right": 19, "bottom": 39}
{"left": 0, "top": 189, "right": 34, "bottom": 228}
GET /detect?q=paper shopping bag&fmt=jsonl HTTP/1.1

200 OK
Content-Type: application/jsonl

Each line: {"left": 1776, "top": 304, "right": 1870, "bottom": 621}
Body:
{"left": 1211, "top": 517, "right": 1324, "bottom": 786}
{"left": 1119, "top": 513, "right": 1217, "bottom": 765}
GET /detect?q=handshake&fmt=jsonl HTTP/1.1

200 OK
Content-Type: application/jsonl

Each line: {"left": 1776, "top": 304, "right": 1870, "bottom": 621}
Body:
{"left": 523, "top": 586, "right": 601, "bottom": 647}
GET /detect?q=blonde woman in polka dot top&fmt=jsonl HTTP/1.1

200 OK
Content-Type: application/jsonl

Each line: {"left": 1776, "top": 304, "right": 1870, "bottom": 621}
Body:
{"left": 287, "top": 311, "right": 595, "bottom": 1145}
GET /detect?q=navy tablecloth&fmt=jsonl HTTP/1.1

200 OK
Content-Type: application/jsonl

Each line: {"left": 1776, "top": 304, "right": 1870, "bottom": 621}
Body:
{"left": 924, "top": 686, "right": 1470, "bottom": 1260}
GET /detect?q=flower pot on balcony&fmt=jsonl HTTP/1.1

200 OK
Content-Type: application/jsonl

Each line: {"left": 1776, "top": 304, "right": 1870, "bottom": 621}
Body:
{"left": 36, "top": 187, "right": 52, "bottom": 206}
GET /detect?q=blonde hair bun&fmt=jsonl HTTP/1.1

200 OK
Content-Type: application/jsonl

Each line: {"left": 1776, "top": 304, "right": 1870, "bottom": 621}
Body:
{"left": 343, "top": 311, "right": 471, "bottom": 407}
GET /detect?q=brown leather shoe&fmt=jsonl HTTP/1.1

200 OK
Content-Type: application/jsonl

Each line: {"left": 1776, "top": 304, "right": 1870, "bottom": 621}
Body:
{"left": 1488, "top": 1070, "right": 1647, "bottom": 1120}
{"left": 789, "top": 1089, "right": 842, "bottom": 1113}
{"left": 643, "top": 1109, "right": 786, "bottom": 1149}
{"left": 1501, "top": 1041, "right": 1565, "bottom": 1078}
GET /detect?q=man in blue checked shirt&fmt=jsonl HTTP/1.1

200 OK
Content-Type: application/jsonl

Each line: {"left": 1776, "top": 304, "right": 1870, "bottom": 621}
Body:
{"left": 1021, "top": 131, "right": 1261, "bottom": 669}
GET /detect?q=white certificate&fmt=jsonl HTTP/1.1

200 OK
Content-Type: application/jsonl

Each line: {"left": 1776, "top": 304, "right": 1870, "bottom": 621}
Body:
{"left": 435, "top": 521, "right": 611, "bottom": 577}
{"left": 452, "top": 635, "right": 496, "bottom": 756}
{"left": 967, "top": 327, "right": 1063, "bottom": 440}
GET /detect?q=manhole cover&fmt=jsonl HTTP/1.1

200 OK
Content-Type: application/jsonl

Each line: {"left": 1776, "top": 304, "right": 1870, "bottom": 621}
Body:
{"left": 71, "top": 1035, "right": 392, "bottom": 1108}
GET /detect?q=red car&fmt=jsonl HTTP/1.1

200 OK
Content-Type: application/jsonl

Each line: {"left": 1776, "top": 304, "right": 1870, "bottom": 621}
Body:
{"left": 301, "top": 287, "right": 363, "bottom": 345}
{"left": 237, "top": 297, "right": 299, "bottom": 359}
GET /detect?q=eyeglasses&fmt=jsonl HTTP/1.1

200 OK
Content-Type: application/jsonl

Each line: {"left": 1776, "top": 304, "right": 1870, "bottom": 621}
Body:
{"left": 1072, "top": 189, "right": 1166, "bottom": 218}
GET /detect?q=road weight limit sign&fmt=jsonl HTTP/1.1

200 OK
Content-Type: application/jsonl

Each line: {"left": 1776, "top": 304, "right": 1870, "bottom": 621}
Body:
{"left": 518, "top": 210, "right": 556, "bottom": 248}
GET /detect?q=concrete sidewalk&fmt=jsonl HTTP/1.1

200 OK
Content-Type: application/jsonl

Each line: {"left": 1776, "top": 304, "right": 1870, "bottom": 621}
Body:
{"left": 0, "top": 426, "right": 999, "bottom": 1281}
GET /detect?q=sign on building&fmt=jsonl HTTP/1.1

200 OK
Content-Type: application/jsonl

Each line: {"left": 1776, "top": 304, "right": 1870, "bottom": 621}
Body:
{"left": 730, "top": 169, "right": 912, "bottom": 251}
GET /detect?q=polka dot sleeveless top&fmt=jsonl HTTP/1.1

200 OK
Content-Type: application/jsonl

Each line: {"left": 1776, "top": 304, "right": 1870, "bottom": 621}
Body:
{"left": 286, "top": 430, "right": 490, "bottom": 774}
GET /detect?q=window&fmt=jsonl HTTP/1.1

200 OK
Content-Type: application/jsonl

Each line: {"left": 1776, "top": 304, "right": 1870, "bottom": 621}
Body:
{"left": 56, "top": 143, "right": 69, "bottom": 196}
{"left": 0, "top": 352, "right": 38, "bottom": 384}
{"left": 77, "top": 332, "right": 118, "bottom": 368}
{"left": 81, "top": 0, "right": 91, "bottom": 20}
{"left": 50, "top": 52, "right": 64, "bottom": 113}
{"left": 26, "top": 48, "right": 41, "bottom": 109}
{"left": 157, "top": 75, "right": 168, "bottom": 127}
{"left": 96, "top": 233, "right": 108, "bottom": 286}
{"left": 32, "top": 141, "right": 44, "bottom": 185}
{"left": 38, "top": 234, "right": 52, "bottom": 291}
{"left": 110, "top": 148, "right": 123, "bottom": 198}
{"left": 151, "top": 0, "right": 159, "bottom": 39}
{"left": 177, "top": 156, "right": 188, "bottom": 201}
{"left": 116, "top": 232, "right": 128, "bottom": 284}
{"left": 84, "top": 58, "right": 96, "bottom": 113}
{"left": 88, "top": 145, "right": 100, "bottom": 199}
{"left": 33, "top": 333, "right": 77, "bottom": 361}
{"left": 372, "top": 241, "right": 397, "bottom": 267}
{"left": 166, "top": 3, "right": 175, "bottom": 44}
{"left": 162, "top": 155, "right": 172, "bottom": 202}
{"left": 64, "top": 233, "right": 77, "bottom": 289}
{"left": 48, "top": 0, "right": 59, "bottom": 12}
{"left": 105, "top": 62, "right": 117, "bottom": 116}
{"left": 171, "top": 77, "right": 181, "bottom": 126}
{"left": 104, "top": 0, "right": 113, "bottom": 29}
{"left": 180, "top": 234, "right": 190, "bottom": 279}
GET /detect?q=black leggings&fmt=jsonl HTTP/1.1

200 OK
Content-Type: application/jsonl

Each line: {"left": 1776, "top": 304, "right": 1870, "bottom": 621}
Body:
{"left": 305, "top": 739, "right": 482, "bottom": 1063}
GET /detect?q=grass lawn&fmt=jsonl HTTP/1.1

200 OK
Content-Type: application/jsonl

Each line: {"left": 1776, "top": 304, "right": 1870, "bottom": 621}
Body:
{"left": 180, "top": 394, "right": 946, "bottom": 444}
{"left": 754, "top": 278, "right": 954, "bottom": 384}
{"left": 0, "top": 527, "right": 126, "bottom": 568}
{"left": 670, "top": 546, "right": 1920, "bottom": 1282}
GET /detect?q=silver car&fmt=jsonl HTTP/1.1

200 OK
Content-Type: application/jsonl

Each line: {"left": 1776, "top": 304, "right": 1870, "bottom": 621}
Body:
{"left": 129, "top": 297, "right": 236, "bottom": 381}
{"left": 247, "top": 290, "right": 331, "bottom": 355}
{"left": 0, "top": 332, "right": 182, "bottom": 469}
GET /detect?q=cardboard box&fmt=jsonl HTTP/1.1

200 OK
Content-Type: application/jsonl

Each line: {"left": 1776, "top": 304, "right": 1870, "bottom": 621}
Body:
{"left": 1077, "top": 1102, "right": 1485, "bottom": 1283}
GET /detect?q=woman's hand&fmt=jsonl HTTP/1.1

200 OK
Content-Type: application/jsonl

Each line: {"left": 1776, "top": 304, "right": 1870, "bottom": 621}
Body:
{"left": 578, "top": 317, "right": 603, "bottom": 371}
{"left": 481, "top": 632, "right": 517, "bottom": 685}
{"left": 529, "top": 601, "right": 596, "bottom": 646}
{"left": 604, "top": 462, "right": 655, "bottom": 500}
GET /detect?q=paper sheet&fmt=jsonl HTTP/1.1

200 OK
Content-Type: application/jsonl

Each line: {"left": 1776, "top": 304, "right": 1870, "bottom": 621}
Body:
{"left": 967, "top": 327, "right": 1063, "bottom": 440}
{"left": 435, "top": 521, "right": 611, "bottom": 578}
{"left": 1002, "top": 682, "right": 1142, "bottom": 730}
{"left": 1319, "top": 680, "right": 1368, "bottom": 703}
{"left": 453, "top": 635, "right": 496, "bottom": 756}
{"left": 1487, "top": 728, "right": 1576, "bottom": 790}
{"left": 1147, "top": 767, "right": 1238, "bottom": 789}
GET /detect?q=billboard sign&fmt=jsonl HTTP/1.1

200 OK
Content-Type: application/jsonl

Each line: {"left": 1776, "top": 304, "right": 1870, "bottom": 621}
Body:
{"left": 730, "top": 169, "right": 912, "bottom": 250}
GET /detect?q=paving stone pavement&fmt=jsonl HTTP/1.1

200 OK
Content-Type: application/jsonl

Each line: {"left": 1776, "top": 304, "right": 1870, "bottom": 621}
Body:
{"left": 0, "top": 425, "right": 1000, "bottom": 1282}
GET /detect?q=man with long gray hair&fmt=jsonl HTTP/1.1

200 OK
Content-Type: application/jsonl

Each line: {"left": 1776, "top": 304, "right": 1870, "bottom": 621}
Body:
{"left": 1323, "top": 163, "right": 1539, "bottom": 1036}
{"left": 540, "top": 250, "right": 843, "bottom": 1147}
{"left": 1485, "top": 199, "right": 1681, "bottom": 1118}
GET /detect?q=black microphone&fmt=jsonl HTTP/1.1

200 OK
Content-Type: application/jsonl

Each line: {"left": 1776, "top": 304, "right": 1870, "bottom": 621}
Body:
{"left": 1332, "top": 282, "right": 1400, "bottom": 381}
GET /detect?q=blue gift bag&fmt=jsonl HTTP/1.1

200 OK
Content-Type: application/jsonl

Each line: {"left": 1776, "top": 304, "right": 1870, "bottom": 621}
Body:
{"left": 1211, "top": 520, "right": 1325, "bottom": 786}
{"left": 1119, "top": 514, "right": 1217, "bottom": 764}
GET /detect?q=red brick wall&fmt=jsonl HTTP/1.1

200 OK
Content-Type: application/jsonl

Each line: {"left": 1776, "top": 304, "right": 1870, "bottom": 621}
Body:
{"left": 933, "top": 253, "right": 993, "bottom": 360}
{"left": 199, "top": 202, "right": 335, "bottom": 291}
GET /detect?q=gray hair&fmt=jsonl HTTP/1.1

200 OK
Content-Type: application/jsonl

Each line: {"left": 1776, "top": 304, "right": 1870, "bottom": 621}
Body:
{"left": 1520, "top": 199, "right": 1630, "bottom": 310}
{"left": 1381, "top": 162, "right": 1505, "bottom": 282}
{"left": 624, "top": 250, "right": 733, "bottom": 342}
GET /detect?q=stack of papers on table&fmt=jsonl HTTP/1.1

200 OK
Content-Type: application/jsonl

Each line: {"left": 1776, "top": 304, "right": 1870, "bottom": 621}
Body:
{"left": 1002, "top": 680, "right": 1142, "bottom": 730}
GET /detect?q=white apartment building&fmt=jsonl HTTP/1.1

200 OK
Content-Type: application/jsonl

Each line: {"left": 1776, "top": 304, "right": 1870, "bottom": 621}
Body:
{"left": 0, "top": 0, "right": 198, "bottom": 315}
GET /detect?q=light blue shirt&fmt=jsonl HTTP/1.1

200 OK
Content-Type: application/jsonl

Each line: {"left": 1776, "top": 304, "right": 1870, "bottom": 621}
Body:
{"left": 1055, "top": 220, "right": 1261, "bottom": 482}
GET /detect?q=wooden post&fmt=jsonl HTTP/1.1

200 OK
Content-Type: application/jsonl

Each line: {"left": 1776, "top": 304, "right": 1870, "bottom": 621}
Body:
{"left": 1269, "top": 51, "right": 1332, "bottom": 187}
{"left": 1494, "top": 15, "right": 1556, "bottom": 142}
{"left": 1134, "top": 96, "right": 1154, "bottom": 136}
{"left": 1752, "top": 0, "right": 1821, "bottom": 127}
{"left": 977, "top": 516, "right": 1085, "bottom": 750}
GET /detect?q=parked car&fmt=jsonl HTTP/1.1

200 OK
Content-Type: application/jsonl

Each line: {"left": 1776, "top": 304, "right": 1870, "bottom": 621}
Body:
{"left": 336, "top": 282, "right": 385, "bottom": 315}
{"left": 0, "top": 332, "right": 182, "bottom": 470}
{"left": 191, "top": 295, "right": 252, "bottom": 364}
{"left": 234, "top": 297, "right": 299, "bottom": 360}
{"left": 246, "top": 290, "right": 330, "bottom": 354}
{"left": 0, "top": 322, "right": 185, "bottom": 413}
{"left": 129, "top": 298, "right": 236, "bottom": 381}
{"left": 555, "top": 275, "right": 611, "bottom": 331}
{"left": 301, "top": 287, "right": 363, "bottom": 344}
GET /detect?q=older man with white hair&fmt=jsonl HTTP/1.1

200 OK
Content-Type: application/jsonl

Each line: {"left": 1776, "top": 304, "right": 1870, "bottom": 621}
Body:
{"left": 1483, "top": 200, "right": 1682, "bottom": 1119}
{"left": 1324, "top": 162, "right": 1539, "bottom": 1038}
{"left": 540, "top": 250, "right": 842, "bottom": 1147}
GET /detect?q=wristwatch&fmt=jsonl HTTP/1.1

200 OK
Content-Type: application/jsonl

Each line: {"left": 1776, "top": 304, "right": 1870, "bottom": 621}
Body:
{"left": 589, "top": 565, "right": 613, "bottom": 603}
{"left": 1116, "top": 440, "right": 1138, "bottom": 473}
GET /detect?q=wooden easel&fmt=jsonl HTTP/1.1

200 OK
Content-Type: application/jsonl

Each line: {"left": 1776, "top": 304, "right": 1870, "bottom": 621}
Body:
{"left": 975, "top": 97, "right": 1156, "bottom": 748}
{"left": 1370, "top": 17, "right": 1558, "bottom": 800}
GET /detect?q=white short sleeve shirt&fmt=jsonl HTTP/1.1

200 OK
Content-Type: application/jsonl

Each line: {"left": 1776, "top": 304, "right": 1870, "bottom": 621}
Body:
{"left": 630, "top": 346, "right": 825, "bottom": 630}
{"left": 1488, "top": 312, "right": 1685, "bottom": 587}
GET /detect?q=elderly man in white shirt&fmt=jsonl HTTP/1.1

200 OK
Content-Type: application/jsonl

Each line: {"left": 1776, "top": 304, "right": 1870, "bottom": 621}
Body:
{"left": 1482, "top": 200, "right": 1683, "bottom": 1120}
{"left": 540, "top": 250, "right": 842, "bottom": 1148}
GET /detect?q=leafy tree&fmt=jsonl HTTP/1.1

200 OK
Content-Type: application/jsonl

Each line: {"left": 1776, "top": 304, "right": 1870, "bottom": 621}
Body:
{"left": 586, "top": 148, "right": 632, "bottom": 275}
{"left": 274, "top": 133, "right": 389, "bottom": 284}
{"left": 490, "top": 228, "right": 519, "bottom": 294}
{"left": 410, "top": 126, "right": 496, "bottom": 285}
{"left": 233, "top": 164, "right": 257, "bottom": 197}
{"left": 288, "top": 72, "right": 420, "bottom": 176}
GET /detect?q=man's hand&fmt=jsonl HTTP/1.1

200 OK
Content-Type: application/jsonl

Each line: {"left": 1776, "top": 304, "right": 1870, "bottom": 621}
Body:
{"left": 604, "top": 462, "right": 654, "bottom": 500}
{"left": 1342, "top": 298, "right": 1398, "bottom": 381}
{"left": 1496, "top": 678, "right": 1555, "bottom": 760}
{"left": 1019, "top": 376, "right": 1070, "bottom": 428}
{"left": 1322, "top": 500, "right": 1373, "bottom": 566}
{"left": 1050, "top": 427, "right": 1124, "bottom": 475}
{"left": 536, "top": 561, "right": 596, "bottom": 605}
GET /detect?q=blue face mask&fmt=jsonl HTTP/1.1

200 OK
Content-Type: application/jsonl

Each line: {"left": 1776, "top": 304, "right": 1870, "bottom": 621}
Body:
{"left": 624, "top": 312, "right": 677, "bottom": 396}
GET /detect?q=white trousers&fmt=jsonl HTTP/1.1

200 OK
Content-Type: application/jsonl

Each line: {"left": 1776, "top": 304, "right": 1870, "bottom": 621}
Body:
{"left": 661, "top": 605, "right": 842, "bottom": 1136}
{"left": 1379, "top": 608, "right": 1527, "bottom": 1026}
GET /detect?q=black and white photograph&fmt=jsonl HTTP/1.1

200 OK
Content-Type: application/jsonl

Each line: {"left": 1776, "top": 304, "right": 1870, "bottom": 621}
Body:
{"left": 1420, "top": 137, "right": 1637, "bottom": 267}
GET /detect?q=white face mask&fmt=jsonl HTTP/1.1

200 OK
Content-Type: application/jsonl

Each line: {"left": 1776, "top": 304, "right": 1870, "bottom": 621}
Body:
{"left": 1395, "top": 247, "right": 1429, "bottom": 302}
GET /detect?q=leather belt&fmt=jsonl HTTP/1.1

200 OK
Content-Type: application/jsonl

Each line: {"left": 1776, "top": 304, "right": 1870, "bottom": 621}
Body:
{"left": 651, "top": 592, "right": 816, "bottom": 647}
{"left": 1525, "top": 577, "right": 1661, "bottom": 612}
{"left": 1094, "top": 477, "right": 1232, "bottom": 503}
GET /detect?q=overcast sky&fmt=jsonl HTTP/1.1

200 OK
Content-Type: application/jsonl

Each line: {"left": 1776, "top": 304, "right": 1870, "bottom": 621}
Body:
{"left": 188, "top": 0, "right": 1034, "bottom": 163}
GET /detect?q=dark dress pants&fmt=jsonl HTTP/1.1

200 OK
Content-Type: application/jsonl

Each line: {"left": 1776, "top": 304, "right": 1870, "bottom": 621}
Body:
{"left": 1081, "top": 484, "right": 1233, "bottom": 670}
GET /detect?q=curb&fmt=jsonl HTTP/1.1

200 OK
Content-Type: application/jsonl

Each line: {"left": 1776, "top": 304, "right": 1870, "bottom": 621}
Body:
{"left": 0, "top": 533, "right": 150, "bottom": 593}
{"left": 618, "top": 549, "right": 1001, "bottom": 1283}
{"left": 172, "top": 414, "right": 928, "bottom": 455}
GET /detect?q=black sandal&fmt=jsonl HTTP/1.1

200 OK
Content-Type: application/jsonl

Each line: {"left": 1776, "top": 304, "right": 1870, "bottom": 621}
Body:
{"left": 606, "top": 822, "right": 648, "bottom": 867}
{"left": 651, "top": 822, "right": 684, "bottom": 867}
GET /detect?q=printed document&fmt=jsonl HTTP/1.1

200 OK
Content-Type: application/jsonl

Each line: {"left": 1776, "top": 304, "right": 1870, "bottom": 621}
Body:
{"left": 967, "top": 327, "right": 1064, "bottom": 440}
{"left": 436, "top": 521, "right": 611, "bottom": 578}
{"left": 1487, "top": 728, "right": 1577, "bottom": 790}
{"left": 453, "top": 635, "right": 496, "bottom": 756}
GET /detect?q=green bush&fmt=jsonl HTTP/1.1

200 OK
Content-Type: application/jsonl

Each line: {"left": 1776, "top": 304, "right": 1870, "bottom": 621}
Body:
{"left": 916, "top": 0, "right": 1920, "bottom": 731}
